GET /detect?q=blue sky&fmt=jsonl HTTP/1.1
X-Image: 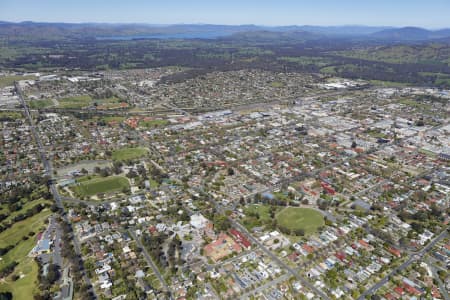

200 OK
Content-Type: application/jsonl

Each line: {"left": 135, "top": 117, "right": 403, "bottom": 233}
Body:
{"left": 0, "top": 0, "right": 449, "bottom": 28}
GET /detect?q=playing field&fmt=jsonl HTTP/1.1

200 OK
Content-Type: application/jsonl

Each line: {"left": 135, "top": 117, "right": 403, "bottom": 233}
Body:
{"left": 73, "top": 176, "right": 129, "bottom": 196}
{"left": 112, "top": 147, "right": 148, "bottom": 161}
{"left": 276, "top": 207, "right": 324, "bottom": 235}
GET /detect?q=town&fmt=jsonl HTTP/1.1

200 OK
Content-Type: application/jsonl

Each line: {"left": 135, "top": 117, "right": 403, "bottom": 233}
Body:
{"left": 0, "top": 68, "right": 449, "bottom": 300}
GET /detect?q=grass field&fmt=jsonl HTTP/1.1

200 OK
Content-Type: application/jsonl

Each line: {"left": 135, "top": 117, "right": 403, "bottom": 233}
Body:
{"left": 57, "top": 95, "right": 92, "bottom": 109}
{"left": 28, "top": 99, "right": 54, "bottom": 109}
{"left": 270, "top": 81, "right": 285, "bottom": 88}
{"left": 244, "top": 204, "right": 271, "bottom": 222}
{"left": 0, "top": 111, "right": 23, "bottom": 120}
{"left": 398, "top": 99, "right": 428, "bottom": 109}
{"left": 112, "top": 147, "right": 148, "bottom": 161}
{"left": 242, "top": 204, "right": 280, "bottom": 230}
{"left": 276, "top": 207, "right": 324, "bottom": 235}
{"left": 73, "top": 176, "right": 129, "bottom": 196}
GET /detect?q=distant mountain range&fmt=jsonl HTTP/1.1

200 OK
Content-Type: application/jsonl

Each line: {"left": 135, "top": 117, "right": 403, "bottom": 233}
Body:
{"left": 0, "top": 21, "right": 449, "bottom": 42}
{"left": 371, "top": 27, "right": 450, "bottom": 41}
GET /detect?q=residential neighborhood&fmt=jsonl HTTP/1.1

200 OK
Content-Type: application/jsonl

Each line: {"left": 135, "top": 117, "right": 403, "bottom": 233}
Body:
{"left": 0, "top": 68, "right": 449, "bottom": 300}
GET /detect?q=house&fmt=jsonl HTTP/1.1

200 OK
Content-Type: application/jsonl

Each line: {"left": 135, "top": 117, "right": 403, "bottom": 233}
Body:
{"left": 229, "top": 229, "right": 252, "bottom": 249}
{"left": 388, "top": 247, "right": 402, "bottom": 258}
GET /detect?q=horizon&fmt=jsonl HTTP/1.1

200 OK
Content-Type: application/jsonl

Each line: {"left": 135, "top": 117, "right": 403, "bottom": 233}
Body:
{"left": 0, "top": 20, "right": 448, "bottom": 31}
{"left": 1, "top": 0, "right": 449, "bottom": 29}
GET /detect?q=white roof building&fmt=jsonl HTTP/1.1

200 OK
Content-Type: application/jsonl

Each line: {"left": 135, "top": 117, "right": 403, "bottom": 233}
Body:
{"left": 189, "top": 213, "right": 209, "bottom": 230}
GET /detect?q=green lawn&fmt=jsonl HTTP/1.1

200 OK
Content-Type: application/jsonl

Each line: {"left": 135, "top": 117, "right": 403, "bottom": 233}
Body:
{"left": 398, "top": 99, "right": 427, "bottom": 109}
{"left": 28, "top": 99, "right": 54, "bottom": 109}
{"left": 244, "top": 204, "right": 271, "bottom": 221}
{"left": 57, "top": 95, "right": 92, "bottom": 109}
{"left": 0, "top": 257, "right": 39, "bottom": 300}
{"left": 276, "top": 207, "right": 324, "bottom": 235}
{"left": 270, "top": 81, "right": 285, "bottom": 88}
{"left": 149, "top": 179, "right": 159, "bottom": 189}
{"left": 112, "top": 147, "right": 148, "bottom": 161}
{"left": 0, "top": 111, "right": 23, "bottom": 120}
{"left": 242, "top": 204, "right": 279, "bottom": 230}
{"left": 73, "top": 176, "right": 129, "bottom": 196}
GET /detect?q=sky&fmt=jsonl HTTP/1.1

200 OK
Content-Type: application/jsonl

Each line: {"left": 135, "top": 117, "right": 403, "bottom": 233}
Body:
{"left": 0, "top": 0, "right": 449, "bottom": 28}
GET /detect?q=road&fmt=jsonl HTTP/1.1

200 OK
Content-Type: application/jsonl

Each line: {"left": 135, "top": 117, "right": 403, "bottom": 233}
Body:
{"left": 16, "top": 83, "right": 97, "bottom": 299}
{"left": 128, "top": 229, "right": 173, "bottom": 299}
{"left": 357, "top": 227, "right": 449, "bottom": 300}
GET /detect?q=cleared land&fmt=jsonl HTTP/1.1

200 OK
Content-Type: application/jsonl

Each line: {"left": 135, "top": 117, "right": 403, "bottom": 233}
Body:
{"left": 276, "top": 207, "right": 324, "bottom": 235}
{"left": 72, "top": 176, "right": 129, "bottom": 196}
{"left": 112, "top": 147, "right": 148, "bottom": 161}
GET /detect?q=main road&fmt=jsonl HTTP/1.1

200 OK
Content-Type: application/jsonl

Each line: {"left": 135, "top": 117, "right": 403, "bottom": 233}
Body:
{"left": 15, "top": 83, "right": 97, "bottom": 299}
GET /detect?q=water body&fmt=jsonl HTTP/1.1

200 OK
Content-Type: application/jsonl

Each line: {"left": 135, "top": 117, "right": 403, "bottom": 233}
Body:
{"left": 96, "top": 31, "right": 232, "bottom": 40}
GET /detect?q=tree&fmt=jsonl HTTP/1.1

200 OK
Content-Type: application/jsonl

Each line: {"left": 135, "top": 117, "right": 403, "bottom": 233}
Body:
{"left": 46, "top": 264, "right": 60, "bottom": 284}
{"left": 214, "top": 215, "right": 231, "bottom": 232}
{"left": 227, "top": 167, "right": 235, "bottom": 176}
{"left": 0, "top": 292, "right": 12, "bottom": 300}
